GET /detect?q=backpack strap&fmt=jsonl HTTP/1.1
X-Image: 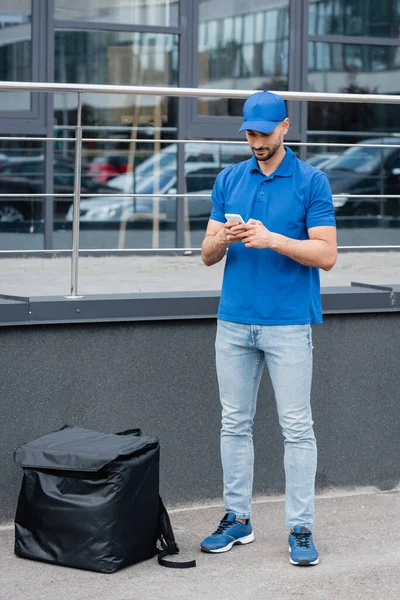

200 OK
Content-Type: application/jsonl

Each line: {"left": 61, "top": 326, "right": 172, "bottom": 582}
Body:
{"left": 156, "top": 496, "right": 196, "bottom": 569}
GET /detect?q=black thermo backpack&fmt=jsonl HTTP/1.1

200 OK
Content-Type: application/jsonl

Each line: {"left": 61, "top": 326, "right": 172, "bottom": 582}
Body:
{"left": 14, "top": 426, "right": 196, "bottom": 573}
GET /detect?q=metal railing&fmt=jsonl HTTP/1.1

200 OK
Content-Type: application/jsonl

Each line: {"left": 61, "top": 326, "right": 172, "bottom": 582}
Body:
{"left": 1, "top": 81, "right": 400, "bottom": 297}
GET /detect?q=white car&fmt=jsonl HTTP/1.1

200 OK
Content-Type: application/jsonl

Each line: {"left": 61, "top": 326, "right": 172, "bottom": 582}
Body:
{"left": 66, "top": 142, "right": 249, "bottom": 222}
{"left": 66, "top": 188, "right": 213, "bottom": 223}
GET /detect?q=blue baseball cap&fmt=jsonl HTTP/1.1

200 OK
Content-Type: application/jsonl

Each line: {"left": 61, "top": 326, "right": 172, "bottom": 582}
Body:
{"left": 239, "top": 90, "right": 286, "bottom": 134}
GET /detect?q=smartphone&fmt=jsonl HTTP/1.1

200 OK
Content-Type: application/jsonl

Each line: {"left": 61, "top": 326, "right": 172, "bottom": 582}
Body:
{"left": 225, "top": 213, "right": 245, "bottom": 224}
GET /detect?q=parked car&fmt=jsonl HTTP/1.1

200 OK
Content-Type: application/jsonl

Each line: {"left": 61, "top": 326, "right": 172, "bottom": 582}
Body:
{"left": 322, "top": 138, "right": 400, "bottom": 217}
{"left": 307, "top": 153, "right": 339, "bottom": 169}
{"left": 66, "top": 143, "right": 249, "bottom": 222}
{"left": 104, "top": 143, "right": 250, "bottom": 193}
{"left": 65, "top": 177, "right": 214, "bottom": 223}
{"left": 86, "top": 154, "right": 129, "bottom": 183}
{"left": 0, "top": 157, "right": 119, "bottom": 221}
{"left": 0, "top": 177, "right": 38, "bottom": 222}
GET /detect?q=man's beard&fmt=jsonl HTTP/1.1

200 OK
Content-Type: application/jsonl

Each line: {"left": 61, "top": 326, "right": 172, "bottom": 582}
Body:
{"left": 252, "top": 139, "right": 281, "bottom": 161}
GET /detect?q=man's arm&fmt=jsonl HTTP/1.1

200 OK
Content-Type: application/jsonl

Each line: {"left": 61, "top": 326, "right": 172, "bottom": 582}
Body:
{"left": 234, "top": 220, "right": 337, "bottom": 271}
{"left": 201, "top": 219, "right": 246, "bottom": 267}
{"left": 270, "top": 225, "right": 337, "bottom": 271}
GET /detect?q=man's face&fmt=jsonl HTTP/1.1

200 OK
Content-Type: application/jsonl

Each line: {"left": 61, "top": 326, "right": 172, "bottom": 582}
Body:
{"left": 245, "top": 119, "right": 289, "bottom": 162}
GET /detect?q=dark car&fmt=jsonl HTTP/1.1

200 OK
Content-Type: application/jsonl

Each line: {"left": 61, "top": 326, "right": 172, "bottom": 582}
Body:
{"left": 322, "top": 138, "right": 400, "bottom": 217}
{"left": 0, "top": 157, "right": 118, "bottom": 221}
{"left": 0, "top": 177, "right": 39, "bottom": 222}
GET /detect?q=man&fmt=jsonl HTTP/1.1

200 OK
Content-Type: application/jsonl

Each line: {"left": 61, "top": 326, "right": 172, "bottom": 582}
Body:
{"left": 200, "top": 90, "right": 337, "bottom": 566}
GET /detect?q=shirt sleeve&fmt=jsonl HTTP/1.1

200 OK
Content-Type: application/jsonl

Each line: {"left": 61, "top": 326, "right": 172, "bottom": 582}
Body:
{"left": 210, "top": 173, "right": 226, "bottom": 223}
{"left": 306, "top": 172, "right": 336, "bottom": 230}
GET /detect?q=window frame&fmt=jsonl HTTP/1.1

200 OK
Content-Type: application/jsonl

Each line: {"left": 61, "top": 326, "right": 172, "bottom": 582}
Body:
{"left": 0, "top": 0, "right": 49, "bottom": 134}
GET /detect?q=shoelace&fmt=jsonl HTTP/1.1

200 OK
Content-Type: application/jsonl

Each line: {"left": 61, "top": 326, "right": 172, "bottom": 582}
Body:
{"left": 213, "top": 520, "right": 235, "bottom": 535}
{"left": 292, "top": 531, "right": 311, "bottom": 548}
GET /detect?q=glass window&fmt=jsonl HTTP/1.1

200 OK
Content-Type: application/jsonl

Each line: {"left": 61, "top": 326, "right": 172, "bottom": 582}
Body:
{"left": 54, "top": 29, "right": 178, "bottom": 133}
{"left": 254, "top": 12, "right": 265, "bottom": 44}
{"left": 242, "top": 45, "right": 255, "bottom": 76}
{"left": 169, "top": 142, "right": 250, "bottom": 248}
{"left": 197, "top": 0, "right": 290, "bottom": 117}
{"left": 223, "top": 17, "right": 234, "bottom": 44}
{"left": 390, "top": 153, "right": 400, "bottom": 169}
{"left": 54, "top": 0, "right": 179, "bottom": 28}
{"left": 233, "top": 15, "right": 242, "bottom": 43}
{"left": 309, "top": 0, "right": 400, "bottom": 39}
{"left": 265, "top": 9, "right": 279, "bottom": 39}
{"left": 199, "top": 22, "right": 207, "bottom": 49}
{"left": 207, "top": 20, "right": 218, "bottom": 50}
{"left": 324, "top": 145, "right": 394, "bottom": 173}
{"left": 0, "top": 0, "right": 32, "bottom": 111}
{"left": 55, "top": 30, "right": 178, "bottom": 86}
{"left": 243, "top": 14, "right": 254, "bottom": 41}
{"left": 0, "top": 138, "right": 45, "bottom": 249}
{"left": 53, "top": 29, "right": 179, "bottom": 249}
{"left": 308, "top": 42, "right": 400, "bottom": 133}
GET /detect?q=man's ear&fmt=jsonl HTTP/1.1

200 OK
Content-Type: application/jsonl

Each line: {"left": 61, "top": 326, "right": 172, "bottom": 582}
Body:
{"left": 282, "top": 118, "right": 290, "bottom": 134}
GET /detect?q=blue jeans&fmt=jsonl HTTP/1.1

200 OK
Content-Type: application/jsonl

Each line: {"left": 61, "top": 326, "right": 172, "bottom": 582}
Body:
{"left": 216, "top": 319, "right": 316, "bottom": 529}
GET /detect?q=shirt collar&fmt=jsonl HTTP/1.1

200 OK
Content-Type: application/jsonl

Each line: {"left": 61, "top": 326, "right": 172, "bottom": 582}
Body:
{"left": 249, "top": 146, "right": 295, "bottom": 178}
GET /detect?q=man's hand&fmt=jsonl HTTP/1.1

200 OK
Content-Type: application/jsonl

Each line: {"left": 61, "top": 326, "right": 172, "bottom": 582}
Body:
{"left": 224, "top": 220, "right": 247, "bottom": 245}
{"left": 232, "top": 219, "right": 336, "bottom": 270}
{"left": 231, "top": 219, "right": 272, "bottom": 248}
{"left": 201, "top": 218, "right": 247, "bottom": 266}
{"left": 203, "top": 216, "right": 336, "bottom": 270}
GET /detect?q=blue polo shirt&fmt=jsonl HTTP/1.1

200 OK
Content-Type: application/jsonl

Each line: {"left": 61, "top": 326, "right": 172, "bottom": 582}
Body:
{"left": 210, "top": 147, "right": 336, "bottom": 325}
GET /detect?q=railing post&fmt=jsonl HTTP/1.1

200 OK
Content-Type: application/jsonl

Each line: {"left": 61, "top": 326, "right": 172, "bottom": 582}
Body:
{"left": 66, "top": 92, "right": 84, "bottom": 299}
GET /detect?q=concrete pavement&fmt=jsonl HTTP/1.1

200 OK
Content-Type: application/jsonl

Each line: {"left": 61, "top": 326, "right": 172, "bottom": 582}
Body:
{"left": 1, "top": 488, "right": 399, "bottom": 600}
{"left": 0, "top": 251, "right": 399, "bottom": 297}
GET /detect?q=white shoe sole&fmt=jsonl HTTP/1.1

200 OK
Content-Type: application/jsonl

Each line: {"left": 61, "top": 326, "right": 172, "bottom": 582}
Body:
{"left": 202, "top": 532, "right": 255, "bottom": 553}
{"left": 289, "top": 545, "right": 319, "bottom": 565}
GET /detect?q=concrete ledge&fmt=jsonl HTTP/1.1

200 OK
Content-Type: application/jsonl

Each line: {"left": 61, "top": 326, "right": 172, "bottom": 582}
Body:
{"left": 0, "top": 296, "right": 30, "bottom": 324}
{"left": 0, "top": 286, "right": 399, "bottom": 326}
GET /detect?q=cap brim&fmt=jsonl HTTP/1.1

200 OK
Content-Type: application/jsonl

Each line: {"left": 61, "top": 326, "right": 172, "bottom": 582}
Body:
{"left": 238, "top": 120, "right": 280, "bottom": 134}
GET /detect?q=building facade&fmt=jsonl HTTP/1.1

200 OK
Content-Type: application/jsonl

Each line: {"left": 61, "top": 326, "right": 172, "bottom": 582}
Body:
{"left": 0, "top": 0, "right": 399, "bottom": 250}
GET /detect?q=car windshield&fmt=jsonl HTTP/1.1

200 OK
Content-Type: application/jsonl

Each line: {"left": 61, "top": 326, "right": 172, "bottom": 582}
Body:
{"left": 308, "top": 155, "right": 332, "bottom": 167}
{"left": 324, "top": 146, "right": 392, "bottom": 174}
{"left": 138, "top": 152, "right": 177, "bottom": 175}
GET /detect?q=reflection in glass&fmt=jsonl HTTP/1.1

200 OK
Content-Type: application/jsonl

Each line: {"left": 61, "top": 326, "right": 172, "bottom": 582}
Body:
{"left": 308, "top": 42, "right": 400, "bottom": 133}
{"left": 0, "top": 0, "right": 32, "bottom": 111}
{"left": 0, "top": 138, "right": 44, "bottom": 250}
{"left": 198, "top": 0, "right": 289, "bottom": 116}
{"left": 54, "top": 29, "right": 178, "bottom": 190}
{"left": 324, "top": 145, "right": 394, "bottom": 173}
{"left": 59, "top": 142, "right": 251, "bottom": 249}
{"left": 53, "top": 30, "right": 179, "bottom": 249}
{"left": 321, "top": 139, "right": 400, "bottom": 219}
{"left": 55, "top": 30, "right": 178, "bottom": 86}
{"left": 309, "top": 0, "right": 400, "bottom": 39}
{"left": 54, "top": 30, "right": 178, "bottom": 130}
{"left": 54, "top": 0, "right": 179, "bottom": 27}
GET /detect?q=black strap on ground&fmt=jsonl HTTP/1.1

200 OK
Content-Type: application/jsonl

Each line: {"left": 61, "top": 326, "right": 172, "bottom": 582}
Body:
{"left": 157, "top": 496, "right": 196, "bottom": 568}
{"left": 157, "top": 547, "right": 196, "bottom": 569}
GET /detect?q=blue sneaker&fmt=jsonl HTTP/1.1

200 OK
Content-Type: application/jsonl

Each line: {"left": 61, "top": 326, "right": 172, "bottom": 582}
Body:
{"left": 289, "top": 525, "right": 319, "bottom": 566}
{"left": 200, "top": 512, "right": 254, "bottom": 553}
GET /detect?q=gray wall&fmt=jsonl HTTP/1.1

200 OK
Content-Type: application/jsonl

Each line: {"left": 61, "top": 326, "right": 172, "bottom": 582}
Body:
{"left": 1, "top": 313, "right": 399, "bottom": 523}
